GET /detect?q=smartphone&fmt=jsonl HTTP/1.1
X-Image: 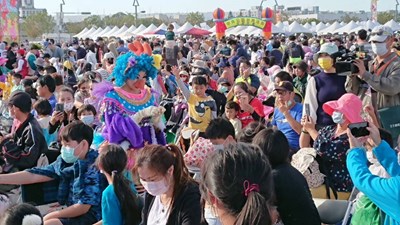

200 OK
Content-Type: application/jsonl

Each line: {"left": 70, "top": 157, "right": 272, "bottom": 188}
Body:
{"left": 55, "top": 103, "right": 64, "bottom": 112}
{"left": 349, "top": 122, "right": 370, "bottom": 137}
{"left": 305, "top": 103, "right": 310, "bottom": 117}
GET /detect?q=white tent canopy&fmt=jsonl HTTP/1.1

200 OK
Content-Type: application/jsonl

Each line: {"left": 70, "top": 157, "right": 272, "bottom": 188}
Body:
{"left": 176, "top": 22, "right": 193, "bottom": 34}
{"left": 132, "top": 24, "right": 147, "bottom": 35}
{"left": 73, "top": 27, "right": 88, "bottom": 38}
{"left": 364, "top": 20, "right": 380, "bottom": 30}
{"left": 200, "top": 23, "right": 211, "bottom": 30}
{"left": 139, "top": 24, "right": 158, "bottom": 35}
{"left": 226, "top": 26, "right": 247, "bottom": 35}
{"left": 318, "top": 22, "right": 343, "bottom": 34}
{"left": 209, "top": 26, "right": 216, "bottom": 33}
{"left": 78, "top": 27, "right": 96, "bottom": 39}
{"left": 89, "top": 27, "right": 104, "bottom": 39}
{"left": 385, "top": 19, "right": 400, "bottom": 31}
{"left": 157, "top": 23, "right": 167, "bottom": 30}
{"left": 126, "top": 25, "right": 136, "bottom": 33}
{"left": 95, "top": 26, "right": 111, "bottom": 38}
{"left": 272, "top": 24, "right": 285, "bottom": 34}
{"left": 287, "top": 21, "right": 312, "bottom": 34}
{"left": 112, "top": 25, "right": 128, "bottom": 37}
{"left": 103, "top": 26, "right": 120, "bottom": 37}
{"left": 335, "top": 21, "right": 360, "bottom": 34}
{"left": 171, "top": 22, "right": 181, "bottom": 31}
{"left": 315, "top": 22, "right": 327, "bottom": 32}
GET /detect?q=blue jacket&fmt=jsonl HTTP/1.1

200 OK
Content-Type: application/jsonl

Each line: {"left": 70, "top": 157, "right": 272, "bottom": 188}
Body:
{"left": 347, "top": 141, "right": 400, "bottom": 225}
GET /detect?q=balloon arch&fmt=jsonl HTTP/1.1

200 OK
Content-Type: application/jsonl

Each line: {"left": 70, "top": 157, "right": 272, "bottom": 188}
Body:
{"left": 213, "top": 7, "right": 274, "bottom": 40}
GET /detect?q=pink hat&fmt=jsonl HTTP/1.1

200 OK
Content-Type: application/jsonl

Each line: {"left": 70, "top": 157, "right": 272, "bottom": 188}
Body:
{"left": 0, "top": 57, "right": 7, "bottom": 66}
{"left": 323, "top": 93, "right": 363, "bottom": 123}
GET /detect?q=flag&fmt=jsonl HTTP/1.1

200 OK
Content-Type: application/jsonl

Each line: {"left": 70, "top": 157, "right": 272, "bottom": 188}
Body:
{"left": 371, "top": 0, "right": 379, "bottom": 22}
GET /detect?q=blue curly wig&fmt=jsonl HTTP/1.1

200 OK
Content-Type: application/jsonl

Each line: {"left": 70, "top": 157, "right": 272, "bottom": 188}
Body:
{"left": 111, "top": 52, "right": 158, "bottom": 87}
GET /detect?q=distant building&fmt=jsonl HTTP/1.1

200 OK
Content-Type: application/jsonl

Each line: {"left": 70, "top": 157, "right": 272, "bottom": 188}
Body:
{"left": 284, "top": 6, "right": 371, "bottom": 22}
{"left": 19, "top": 0, "right": 46, "bottom": 18}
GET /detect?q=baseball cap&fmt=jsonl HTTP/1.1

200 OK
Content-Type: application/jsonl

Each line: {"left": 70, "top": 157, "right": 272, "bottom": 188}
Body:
{"left": 317, "top": 43, "right": 339, "bottom": 56}
{"left": 8, "top": 91, "right": 32, "bottom": 113}
{"left": 18, "top": 49, "right": 26, "bottom": 56}
{"left": 369, "top": 25, "right": 394, "bottom": 42}
{"left": 63, "top": 61, "right": 74, "bottom": 70}
{"left": 218, "top": 78, "right": 230, "bottom": 85}
{"left": 274, "top": 81, "right": 294, "bottom": 92}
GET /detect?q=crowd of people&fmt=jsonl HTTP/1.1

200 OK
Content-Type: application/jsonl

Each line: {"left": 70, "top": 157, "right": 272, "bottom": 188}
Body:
{"left": 0, "top": 22, "right": 399, "bottom": 225}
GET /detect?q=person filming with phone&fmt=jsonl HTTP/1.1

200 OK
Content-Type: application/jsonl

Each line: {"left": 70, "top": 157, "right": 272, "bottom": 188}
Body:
{"left": 346, "top": 122, "right": 400, "bottom": 225}
{"left": 300, "top": 93, "right": 364, "bottom": 200}
{"left": 349, "top": 25, "right": 400, "bottom": 110}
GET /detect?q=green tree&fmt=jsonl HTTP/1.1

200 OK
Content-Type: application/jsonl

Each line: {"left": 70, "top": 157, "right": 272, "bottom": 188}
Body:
{"left": 137, "top": 17, "right": 163, "bottom": 27}
{"left": 228, "top": 11, "right": 234, "bottom": 19}
{"left": 341, "top": 14, "right": 360, "bottom": 23}
{"left": 377, "top": 11, "right": 396, "bottom": 24}
{"left": 83, "top": 15, "right": 104, "bottom": 27}
{"left": 186, "top": 12, "right": 205, "bottom": 25}
{"left": 206, "top": 19, "right": 215, "bottom": 28}
{"left": 21, "top": 12, "right": 55, "bottom": 39}
{"left": 65, "top": 22, "right": 86, "bottom": 34}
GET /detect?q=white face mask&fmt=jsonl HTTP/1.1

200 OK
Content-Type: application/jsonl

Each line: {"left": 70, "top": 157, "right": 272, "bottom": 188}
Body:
{"left": 371, "top": 42, "right": 388, "bottom": 56}
{"left": 64, "top": 102, "right": 74, "bottom": 112}
{"left": 140, "top": 178, "right": 169, "bottom": 196}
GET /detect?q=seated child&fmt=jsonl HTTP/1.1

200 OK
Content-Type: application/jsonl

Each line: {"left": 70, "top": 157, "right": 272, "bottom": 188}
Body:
{"left": 77, "top": 104, "right": 97, "bottom": 129}
{"left": 225, "top": 101, "right": 242, "bottom": 137}
{"left": 2, "top": 203, "right": 43, "bottom": 225}
{"left": 10, "top": 73, "right": 24, "bottom": 93}
{"left": 34, "top": 99, "right": 57, "bottom": 145}
{"left": 95, "top": 144, "right": 141, "bottom": 225}
{"left": 0, "top": 121, "right": 105, "bottom": 225}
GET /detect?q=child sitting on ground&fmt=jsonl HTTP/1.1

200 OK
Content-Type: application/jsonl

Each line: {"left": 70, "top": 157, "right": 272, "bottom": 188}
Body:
{"left": 95, "top": 144, "right": 141, "bottom": 225}
{"left": 77, "top": 104, "right": 97, "bottom": 129}
{"left": 2, "top": 203, "right": 43, "bottom": 225}
{"left": 225, "top": 101, "right": 242, "bottom": 137}
{"left": 34, "top": 99, "right": 57, "bottom": 145}
{"left": 0, "top": 121, "right": 105, "bottom": 225}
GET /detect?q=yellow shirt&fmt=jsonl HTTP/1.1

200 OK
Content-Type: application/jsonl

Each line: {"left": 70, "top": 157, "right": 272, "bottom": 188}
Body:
{"left": 187, "top": 93, "right": 217, "bottom": 132}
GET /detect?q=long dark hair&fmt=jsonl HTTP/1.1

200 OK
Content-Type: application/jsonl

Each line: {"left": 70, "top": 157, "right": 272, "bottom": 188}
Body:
{"left": 135, "top": 144, "right": 192, "bottom": 211}
{"left": 200, "top": 142, "right": 274, "bottom": 225}
{"left": 253, "top": 128, "right": 290, "bottom": 168}
{"left": 97, "top": 145, "right": 141, "bottom": 225}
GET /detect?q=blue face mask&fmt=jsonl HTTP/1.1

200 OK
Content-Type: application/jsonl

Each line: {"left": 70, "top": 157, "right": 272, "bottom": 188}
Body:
{"left": 81, "top": 115, "right": 94, "bottom": 125}
{"left": 332, "top": 111, "right": 345, "bottom": 124}
{"left": 61, "top": 144, "right": 81, "bottom": 163}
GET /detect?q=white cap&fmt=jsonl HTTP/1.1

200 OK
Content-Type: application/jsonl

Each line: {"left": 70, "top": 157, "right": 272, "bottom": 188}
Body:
{"left": 103, "top": 52, "right": 115, "bottom": 60}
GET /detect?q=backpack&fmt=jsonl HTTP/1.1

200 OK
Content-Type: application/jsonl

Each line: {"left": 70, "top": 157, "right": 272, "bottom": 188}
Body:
{"left": 292, "top": 148, "right": 340, "bottom": 199}
{"left": 291, "top": 148, "right": 325, "bottom": 189}
{"left": 288, "top": 43, "right": 302, "bottom": 64}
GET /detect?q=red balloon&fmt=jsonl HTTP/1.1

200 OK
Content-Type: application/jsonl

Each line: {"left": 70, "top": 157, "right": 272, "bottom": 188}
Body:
{"left": 213, "top": 8, "right": 225, "bottom": 20}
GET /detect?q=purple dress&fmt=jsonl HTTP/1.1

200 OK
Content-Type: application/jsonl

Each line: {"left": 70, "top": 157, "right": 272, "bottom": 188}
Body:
{"left": 99, "top": 86, "right": 166, "bottom": 149}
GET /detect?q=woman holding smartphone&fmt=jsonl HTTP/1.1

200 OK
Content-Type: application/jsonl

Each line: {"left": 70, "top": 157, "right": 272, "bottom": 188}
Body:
{"left": 233, "top": 82, "right": 265, "bottom": 128}
{"left": 300, "top": 93, "right": 364, "bottom": 200}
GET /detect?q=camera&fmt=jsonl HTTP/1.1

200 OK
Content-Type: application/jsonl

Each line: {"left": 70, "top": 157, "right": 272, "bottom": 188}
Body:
{"left": 335, "top": 46, "right": 371, "bottom": 74}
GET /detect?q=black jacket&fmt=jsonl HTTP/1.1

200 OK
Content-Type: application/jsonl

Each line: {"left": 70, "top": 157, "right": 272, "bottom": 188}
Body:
{"left": 273, "top": 163, "right": 321, "bottom": 225}
{"left": 2, "top": 114, "right": 48, "bottom": 170}
{"left": 141, "top": 181, "right": 201, "bottom": 225}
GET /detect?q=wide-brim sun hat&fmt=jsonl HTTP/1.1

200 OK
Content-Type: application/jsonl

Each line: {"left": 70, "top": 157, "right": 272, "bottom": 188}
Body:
{"left": 322, "top": 93, "right": 363, "bottom": 123}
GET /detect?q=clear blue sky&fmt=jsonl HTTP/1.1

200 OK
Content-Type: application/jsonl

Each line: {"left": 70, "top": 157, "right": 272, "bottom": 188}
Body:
{"left": 35, "top": 0, "right": 393, "bottom": 15}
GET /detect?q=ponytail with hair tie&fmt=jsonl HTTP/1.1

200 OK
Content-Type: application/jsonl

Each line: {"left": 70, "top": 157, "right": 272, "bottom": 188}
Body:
{"left": 22, "top": 214, "right": 42, "bottom": 225}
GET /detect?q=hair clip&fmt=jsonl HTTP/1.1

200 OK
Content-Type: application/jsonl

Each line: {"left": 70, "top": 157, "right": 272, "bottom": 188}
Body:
{"left": 243, "top": 180, "right": 260, "bottom": 197}
{"left": 111, "top": 170, "right": 118, "bottom": 175}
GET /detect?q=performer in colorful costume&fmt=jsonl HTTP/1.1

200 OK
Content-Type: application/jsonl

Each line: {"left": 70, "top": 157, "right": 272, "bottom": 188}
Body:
{"left": 95, "top": 42, "right": 166, "bottom": 157}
